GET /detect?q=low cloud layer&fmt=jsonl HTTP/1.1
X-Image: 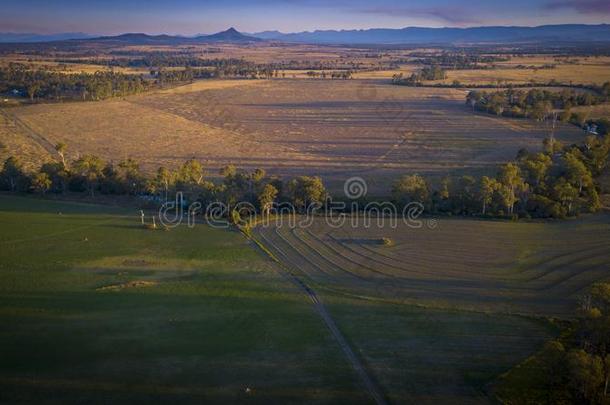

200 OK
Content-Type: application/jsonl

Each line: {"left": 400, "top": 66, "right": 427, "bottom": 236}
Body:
{"left": 546, "top": 0, "right": 610, "bottom": 14}
{"left": 359, "top": 6, "right": 482, "bottom": 25}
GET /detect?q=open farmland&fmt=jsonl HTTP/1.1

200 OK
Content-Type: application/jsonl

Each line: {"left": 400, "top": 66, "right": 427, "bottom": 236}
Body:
{"left": 437, "top": 64, "right": 610, "bottom": 86}
{"left": 6, "top": 79, "right": 584, "bottom": 191}
{"left": 0, "top": 195, "right": 559, "bottom": 404}
{"left": 250, "top": 215, "right": 610, "bottom": 402}
{"left": 255, "top": 214, "right": 610, "bottom": 316}
{"left": 0, "top": 196, "right": 369, "bottom": 404}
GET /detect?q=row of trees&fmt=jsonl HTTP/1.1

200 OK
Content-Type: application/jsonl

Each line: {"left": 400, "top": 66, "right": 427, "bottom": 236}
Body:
{"left": 1, "top": 133, "right": 608, "bottom": 221}
{"left": 390, "top": 134, "right": 610, "bottom": 219}
{"left": 412, "top": 53, "right": 510, "bottom": 70}
{"left": 2, "top": 61, "right": 355, "bottom": 102}
{"left": 466, "top": 86, "right": 610, "bottom": 121}
{"left": 0, "top": 143, "right": 329, "bottom": 216}
{"left": 391, "top": 66, "right": 447, "bottom": 85}
{"left": 0, "top": 65, "right": 151, "bottom": 101}
{"left": 305, "top": 70, "right": 353, "bottom": 79}
{"left": 60, "top": 55, "right": 365, "bottom": 72}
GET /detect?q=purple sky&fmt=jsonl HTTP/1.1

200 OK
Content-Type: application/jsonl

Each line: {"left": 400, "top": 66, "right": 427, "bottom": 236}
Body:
{"left": 0, "top": 0, "right": 609, "bottom": 35}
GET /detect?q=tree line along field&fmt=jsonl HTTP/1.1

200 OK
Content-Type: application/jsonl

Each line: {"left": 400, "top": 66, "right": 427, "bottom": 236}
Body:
{"left": 3, "top": 79, "right": 585, "bottom": 193}
{"left": 0, "top": 195, "right": 560, "bottom": 404}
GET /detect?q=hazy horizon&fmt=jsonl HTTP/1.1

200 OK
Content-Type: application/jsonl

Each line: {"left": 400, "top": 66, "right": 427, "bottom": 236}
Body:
{"left": 1, "top": 0, "right": 609, "bottom": 36}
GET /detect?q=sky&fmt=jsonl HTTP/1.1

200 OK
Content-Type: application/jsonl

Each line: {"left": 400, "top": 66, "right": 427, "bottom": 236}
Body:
{"left": 0, "top": 0, "right": 609, "bottom": 35}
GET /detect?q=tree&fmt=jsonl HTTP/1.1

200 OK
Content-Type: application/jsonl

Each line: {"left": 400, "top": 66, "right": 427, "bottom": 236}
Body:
{"left": 392, "top": 174, "right": 429, "bottom": 207}
{"left": 31, "top": 172, "right": 51, "bottom": 195}
{"left": 26, "top": 81, "right": 41, "bottom": 101}
{"left": 497, "top": 163, "right": 525, "bottom": 215}
{"left": 552, "top": 178, "right": 579, "bottom": 216}
{"left": 155, "top": 166, "right": 173, "bottom": 201}
{"left": 478, "top": 176, "right": 499, "bottom": 215}
{"left": 73, "top": 154, "right": 105, "bottom": 196}
{"left": 40, "top": 162, "right": 69, "bottom": 193}
{"left": 563, "top": 152, "right": 592, "bottom": 194}
{"left": 55, "top": 142, "right": 68, "bottom": 170}
{"left": 116, "top": 158, "right": 143, "bottom": 195}
{"left": 0, "top": 156, "right": 27, "bottom": 192}
{"left": 258, "top": 183, "right": 278, "bottom": 215}
{"left": 567, "top": 349, "right": 604, "bottom": 402}
{"left": 287, "top": 176, "right": 327, "bottom": 211}
{"left": 454, "top": 175, "right": 477, "bottom": 214}
{"left": 178, "top": 159, "right": 205, "bottom": 186}
{"left": 522, "top": 152, "right": 552, "bottom": 190}
{"left": 539, "top": 340, "right": 568, "bottom": 401}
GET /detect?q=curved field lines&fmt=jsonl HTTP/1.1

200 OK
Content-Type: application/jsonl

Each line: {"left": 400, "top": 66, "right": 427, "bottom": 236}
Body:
{"left": 255, "top": 215, "right": 610, "bottom": 317}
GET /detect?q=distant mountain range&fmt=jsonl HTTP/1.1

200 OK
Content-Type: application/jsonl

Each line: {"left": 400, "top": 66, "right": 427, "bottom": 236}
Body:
{"left": 1, "top": 24, "right": 610, "bottom": 45}
{"left": 91, "top": 28, "right": 261, "bottom": 44}
{"left": 251, "top": 24, "right": 610, "bottom": 44}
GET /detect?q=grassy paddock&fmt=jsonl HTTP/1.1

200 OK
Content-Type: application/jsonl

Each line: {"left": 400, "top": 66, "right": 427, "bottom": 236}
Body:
{"left": 0, "top": 195, "right": 366, "bottom": 404}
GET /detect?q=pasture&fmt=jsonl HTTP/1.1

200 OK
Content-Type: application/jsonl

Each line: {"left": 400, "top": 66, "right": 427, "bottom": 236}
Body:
{"left": 5, "top": 79, "right": 585, "bottom": 192}
{"left": 0, "top": 196, "right": 366, "bottom": 403}
{"left": 0, "top": 195, "right": 563, "bottom": 404}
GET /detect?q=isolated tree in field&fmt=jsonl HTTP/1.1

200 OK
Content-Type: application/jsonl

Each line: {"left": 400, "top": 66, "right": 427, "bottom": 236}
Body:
{"left": 478, "top": 176, "right": 499, "bottom": 215}
{"left": 31, "top": 172, "right": 51, "bottom": 195}
{"left": 258, "top": 183, "right": 278, "bottom": 215}
{"left": 392, "top": 174, "right": 429, "bottom": 207}
{"left": 55, "top": 142, "right": 68, "bottom": 170}
{"left": 0, "top": 156, "right": 27, "bottom": 192}
{"left": 73, "top": 154, "right": 105, "bottom": 196}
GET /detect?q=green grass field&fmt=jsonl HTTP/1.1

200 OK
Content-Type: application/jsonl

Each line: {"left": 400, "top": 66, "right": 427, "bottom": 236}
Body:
{"left": 0, "top": 195, "right": 366, "bottom": 404}
{"left": 0, "top": 196, "right": 575, "bottom": 403}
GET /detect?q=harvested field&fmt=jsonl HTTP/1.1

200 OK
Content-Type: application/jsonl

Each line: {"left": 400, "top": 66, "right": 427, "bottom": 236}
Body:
{"left": 6, "top": 79, "right": 584, "bottom": 191}
{"left": 255, "top": 214, "right": 610, "bottom": 316}
{"left": 437, "top": 64, "right": 610, "bottom": 86}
